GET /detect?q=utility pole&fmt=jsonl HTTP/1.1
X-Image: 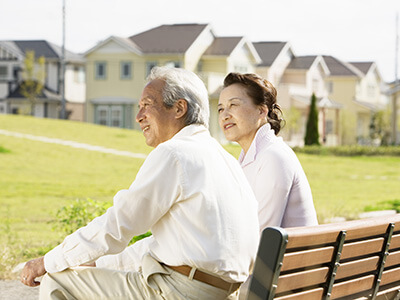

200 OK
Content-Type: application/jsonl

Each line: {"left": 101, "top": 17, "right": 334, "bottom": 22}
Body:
{"left": 60, "top": 0, "right": 66, "bottom": 119}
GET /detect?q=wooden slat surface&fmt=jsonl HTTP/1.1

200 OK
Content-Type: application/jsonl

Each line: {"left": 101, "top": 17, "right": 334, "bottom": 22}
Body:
{"left": 276, "top": 267, "right": 329, "bottom": 293}
{"left": 389, "top": 234, "right": 400, "bottom": 250}
{"left": 275, "top": 287, "right": 324, "bottom": 300}
{"left": 281, "top": 246, "right": 333, "bottom": 271}
{"left": 385, "top": 250, "right": 400, "bottom": 268}
{"left": 341, "top": 238, "right": 383, "bottom": 260}
{"left": 336, "top": 256, "right": 379, "bottom": 280}
{"left": 380, "top": 266, "right": 400, "bottom": 286}
{"left": 285, "top": 215, "right": 400, "bottom": 249}
{"left": 331, "top": 275, "right": 375, "bottom": 299}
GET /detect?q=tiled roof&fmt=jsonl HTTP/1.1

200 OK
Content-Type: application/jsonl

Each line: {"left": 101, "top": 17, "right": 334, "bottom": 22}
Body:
{"left": 129, "top": 23, "right": 209, "bottom": 53}
{"left": 203, "top": 37, "right": 243, "bottom": 55}
{"left": 350, "top": 62, "right": 374, "bottom": 75}
{"left": 287, "top": 56, "right": 318, "bottom": 70}
{"left": 253, "top": 42, "right": 287, "bottom": 67}
{"left": 2, "top": 40, "right": 84, "bottom": 62}
{"left": 322, "top": 55, "right": 361, "bottom": 77}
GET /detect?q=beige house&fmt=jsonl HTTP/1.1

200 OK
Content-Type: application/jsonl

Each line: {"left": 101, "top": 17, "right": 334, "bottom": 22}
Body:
{"left": 253, "top": 44, "right": 340, "bottom": 146}
{"left": 387, "top": 80, "right": 400, "bottom": 144}
{"left": 323, "top": 56, "right": 387, "bottom": 145}
{"left": 0, "top": 40, "right": 85, "bottom": 120}
{"left": 83, "top": 23, "right": 389, "bottom": 146}
{"left": 84, "top": 24, "right": 260, "bottom": 138}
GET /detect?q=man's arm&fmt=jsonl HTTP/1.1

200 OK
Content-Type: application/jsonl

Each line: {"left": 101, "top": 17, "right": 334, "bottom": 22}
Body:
{"left": 20, "top": 256, "right": 46, "bottom": 287}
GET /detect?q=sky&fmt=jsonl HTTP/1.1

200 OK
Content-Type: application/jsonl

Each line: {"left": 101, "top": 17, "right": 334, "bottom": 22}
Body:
{"left": 1, "top": 0, "right": 400, "bottom": 82}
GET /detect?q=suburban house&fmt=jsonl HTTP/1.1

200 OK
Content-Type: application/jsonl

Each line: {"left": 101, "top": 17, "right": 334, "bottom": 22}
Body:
{"left": 83, "top": 23, "right": 389, "bottom": 145}
{"left": 253, "top": 43, "right": 341, "bottom": 146}
{"left": 84, "top": 23, "right": 260, "bottom": 137}
{"left": 387, "top": 80, "right": 400, "bottom": 144}
{"left": 0, "top": 40, "right": 85, "bottom": 120}
{"left": 323, "top": 56, "right": 387, "bottom": 145}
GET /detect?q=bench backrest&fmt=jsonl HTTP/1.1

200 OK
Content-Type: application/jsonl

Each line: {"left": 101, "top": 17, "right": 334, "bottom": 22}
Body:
{"left": 246, "top": 214, "right": 400, "bottom": 300}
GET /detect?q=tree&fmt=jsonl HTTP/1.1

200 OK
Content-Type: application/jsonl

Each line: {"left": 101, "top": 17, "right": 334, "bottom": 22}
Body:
{"left": 370, "top": 109, "right": 392, "bottom": 146}
{"left": 304, "top": 93, "right": 320, "bottom": 146}
{"left": 20, "top": 50, "right": 45, "bottom": 116}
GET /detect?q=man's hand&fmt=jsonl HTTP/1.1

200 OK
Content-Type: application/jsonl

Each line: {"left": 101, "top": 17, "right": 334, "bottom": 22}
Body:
{"left": 20, "top": 256, "right": 46, "bottom": 287}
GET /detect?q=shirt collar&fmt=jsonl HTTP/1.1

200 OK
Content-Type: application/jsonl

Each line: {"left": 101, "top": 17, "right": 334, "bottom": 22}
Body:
{"left": 239, "top": 123, "right": 275, "bottom": 167}
{"left": 171, "top": 124, "right": 208, "bottom": 140}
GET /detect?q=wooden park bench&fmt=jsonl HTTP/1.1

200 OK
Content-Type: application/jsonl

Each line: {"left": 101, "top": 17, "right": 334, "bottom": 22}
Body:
{"left": 246, "top": 214, "right": 400, "bottom": 300}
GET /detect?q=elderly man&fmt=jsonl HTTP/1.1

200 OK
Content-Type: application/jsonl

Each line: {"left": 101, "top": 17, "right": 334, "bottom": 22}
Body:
{"left": 21, "top": 67, "right": 259, "bottom": 299}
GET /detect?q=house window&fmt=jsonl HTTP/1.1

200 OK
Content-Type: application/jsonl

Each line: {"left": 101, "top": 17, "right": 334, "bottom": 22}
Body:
{"left": 146, "top": 62, "right": 157, "bottom": 77}
{"left": 328, "top": 81, "right": 333, "bottom": 93}
{"left": 0, "top": 65, "right": 7, "bottom": 79}
{"left": 234, "top": 65, "right": 247, "bottom": 73}
{"left": 367, "top": 84, "right": 376, "bottom": 98}
{"left": 120, "top": 62, "right": 132, "bottom": 79}
{"left": 111, "top": 106, "right": 122, "bottom": 127}
{"left": 74, "top": 66, "right": 85, "bottom": 83}
{"left": 325, "top": 120, "right": 333, "bottom": 134}
{"left": 95, "top": 62, "right": 107, "bottom": 79}
{"left": 96, "top": 105, "right": 124, "bottom": 128}
{"left": 165, "top": 61, "right": 181, "bottom": 68}
{"left": 98, "top": 106, "right": 109, "bottom": 125}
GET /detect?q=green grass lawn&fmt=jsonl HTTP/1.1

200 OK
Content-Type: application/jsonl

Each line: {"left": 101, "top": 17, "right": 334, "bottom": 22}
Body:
{"left": 1, "top": 114, "right": 400, "bottom": 278}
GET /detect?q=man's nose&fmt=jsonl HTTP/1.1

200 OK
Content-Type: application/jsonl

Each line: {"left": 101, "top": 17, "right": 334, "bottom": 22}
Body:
{"left": 136, "top": 109, "right": 144, "bottom": 123}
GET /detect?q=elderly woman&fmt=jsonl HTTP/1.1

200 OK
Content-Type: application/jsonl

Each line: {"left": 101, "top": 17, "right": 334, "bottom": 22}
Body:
{"left": 218, "top": 72, "right": 318, "bottom": 232}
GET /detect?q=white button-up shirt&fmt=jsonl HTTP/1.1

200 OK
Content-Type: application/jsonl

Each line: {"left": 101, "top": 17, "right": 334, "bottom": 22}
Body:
{"left": 44, "top": 125, "right": 259, "bottom": 283}
{"left": 239, "top": 123, "right": 318, "bottom": 231}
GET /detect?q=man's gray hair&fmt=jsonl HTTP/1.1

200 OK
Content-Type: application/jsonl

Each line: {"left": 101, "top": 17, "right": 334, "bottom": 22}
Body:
{"left": 147, "top": 66, "right": 210, "bottom": 128}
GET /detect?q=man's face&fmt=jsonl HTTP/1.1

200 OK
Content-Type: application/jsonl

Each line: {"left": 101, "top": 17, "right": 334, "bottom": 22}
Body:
{"left": 136, "top": 79, "right": 179, "bottom": 148}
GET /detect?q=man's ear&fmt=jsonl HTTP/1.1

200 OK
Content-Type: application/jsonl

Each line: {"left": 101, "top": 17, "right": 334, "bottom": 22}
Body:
{"left": 175, "top": 99, "right": 188, "bottom": 119}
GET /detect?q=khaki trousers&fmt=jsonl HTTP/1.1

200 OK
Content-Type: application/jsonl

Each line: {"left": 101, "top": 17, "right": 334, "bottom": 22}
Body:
{"left": 39, "top": 254, "right": 239, "bottom": 300}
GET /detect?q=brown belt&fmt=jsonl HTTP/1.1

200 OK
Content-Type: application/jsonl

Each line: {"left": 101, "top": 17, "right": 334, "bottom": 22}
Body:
{"left": 165, "top": 264, "right": 241, "bottom": 292}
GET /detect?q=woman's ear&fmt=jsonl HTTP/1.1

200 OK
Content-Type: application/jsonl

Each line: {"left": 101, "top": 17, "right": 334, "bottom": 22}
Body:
{"left": 259, "top": 105, "right": 268, "bottom": 118}
{"left": 175, "top": 99, "right": 188, "bottom": 119}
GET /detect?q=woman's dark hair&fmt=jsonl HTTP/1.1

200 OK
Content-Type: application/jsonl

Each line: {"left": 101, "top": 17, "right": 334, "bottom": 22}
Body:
{"left": 223, "top": 72, "right": 285, "bottom": 135}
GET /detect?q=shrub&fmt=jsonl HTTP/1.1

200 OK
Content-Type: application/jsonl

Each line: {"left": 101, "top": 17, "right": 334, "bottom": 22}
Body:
{"left": 293, "top": 145, "right": 400, "bottom": 156}
{"left": 53, "top": 198, "right": 151, "bottom": 244}
{"left": 364, "top": 199, "right": 400, "bottom": 212}
{"left": 0, "top": 145, "right": 10, "bottom": 153}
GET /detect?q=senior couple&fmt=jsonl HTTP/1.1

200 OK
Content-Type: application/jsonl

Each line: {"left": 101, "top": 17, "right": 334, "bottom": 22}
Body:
{"left": 22, "top": 67, "right": 318, "bottom": 299}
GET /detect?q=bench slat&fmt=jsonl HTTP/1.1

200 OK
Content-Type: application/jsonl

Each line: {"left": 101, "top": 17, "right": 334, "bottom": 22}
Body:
{"left": 286, "top": 215, "right": 400, "bottom": 249}
{"left": 281, "top": 246, "right": 334, "bottom": 271}
{"left": 389, "top": 234, "right": 400, "bottom": 250}
{"left": 274, "top": 288, "right": 324, "bottom": 300}
{"left": 276, "top": 267, "right": 329, "bottom": 293}
{"left": 380, "top": 266, "right": 400, "bottom": 286}
{"left": 331, "top": 274, "right": 375, "bottom": 299}
{"left": 385, "top": 250, "right": 400, "bottom": 268}
{"left": 341, "top": 237, "right": 383, "bottom": 260}
{"left": 335, "top": 256, "right": 379, "bottom": 280}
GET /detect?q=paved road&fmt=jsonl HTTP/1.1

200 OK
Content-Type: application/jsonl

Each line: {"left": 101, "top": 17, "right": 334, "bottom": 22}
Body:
{"left": 0, "top": 280, "right": 39, "bottom": 300}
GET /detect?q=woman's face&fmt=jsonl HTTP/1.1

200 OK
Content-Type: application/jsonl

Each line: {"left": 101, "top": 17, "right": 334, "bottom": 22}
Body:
{"left": 218, "top": 83, "right": 267, "bottom": 152}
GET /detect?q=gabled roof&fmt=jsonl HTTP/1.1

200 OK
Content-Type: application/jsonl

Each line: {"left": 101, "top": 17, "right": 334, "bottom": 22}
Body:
{"left": 129, "top": 23, "right": 209, "bottom": 54}
{"left": 349, "top": 62, "right": 374, "bottom": 75}
{"left": 253, "top": 42, "right": 288, "bottom": 67}
{"left": 0, "top": 40, "right": 84, "bottom": 63}
{"left": 322, "top": 55, "right": 363, "bottom": 77}
{"left": 84, "top": 35, "right": 142, "bottom": 56}
{"left": 203, "top": 37, "right": 243, "bottom": 55}
{"left": 287, "top": 55, "right": 318, "bottom": 69}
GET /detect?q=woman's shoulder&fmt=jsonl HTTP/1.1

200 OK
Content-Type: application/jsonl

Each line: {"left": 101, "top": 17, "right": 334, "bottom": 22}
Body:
{"left": 257, "top": 137, "right": 301, "bottom": 166}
